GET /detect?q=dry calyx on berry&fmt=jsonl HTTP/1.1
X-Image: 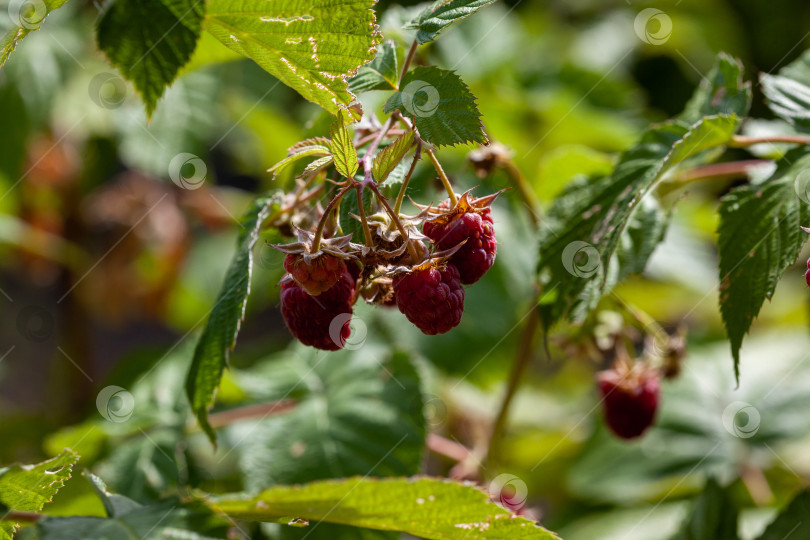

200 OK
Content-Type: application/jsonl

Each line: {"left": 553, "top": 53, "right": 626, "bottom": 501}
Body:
{"left": 390, "top": 254, "right": 466, "bottom": 336}
{"left": 419, "top": 189, "right": 504, "bottom": 285}
{"left": 597, "top": 358, "right": 660, "bottom": 440}
{"left": 271, "top": 180, "right": 502, "bottom": 348}
{"left": 273, "top": 228, "right": 355, "bottom": 296}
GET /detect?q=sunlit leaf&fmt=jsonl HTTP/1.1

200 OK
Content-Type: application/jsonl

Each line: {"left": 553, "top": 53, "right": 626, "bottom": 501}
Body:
{"left": 205, "top": 0, "right": 381, "bottom": 117}
{"left": 0, "top": 0, "right": 70, "bottom": 68}
{"left": 209, "top": 476, "right": 559, "bottom": 539}
{"left": 0, "top": 450, "right": 78, "bottom": 540}
{"left": 349, "top": 39, "right": 398, "bottom": 93}
{"left": 373, "top": 130, "right": 415, "bottom": 183}
{"left": 330, "top": 109, "right": 359, "bottom": 178}
{"left": 384, "top": 66, "right": 485, "bottom": 146}
{"left": 405, "top": 0, "right": 499, "bottom": 44}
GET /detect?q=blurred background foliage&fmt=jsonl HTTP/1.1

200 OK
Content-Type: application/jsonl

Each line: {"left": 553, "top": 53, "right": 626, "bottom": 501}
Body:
{"left": 3, "top": 0, "right": 810, "bottom": 538}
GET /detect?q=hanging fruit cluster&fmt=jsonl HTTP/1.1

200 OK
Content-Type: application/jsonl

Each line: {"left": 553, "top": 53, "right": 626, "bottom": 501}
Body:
{"left": 268, "top": 110, "right": 502, "bottom": 351}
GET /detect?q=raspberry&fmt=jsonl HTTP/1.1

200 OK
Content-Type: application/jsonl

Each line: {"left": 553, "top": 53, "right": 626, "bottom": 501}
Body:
{"left": 597, "top": 367, "right": 660, "bottom": 439}
{"left": 423, "top": 201, "right": 497, "bottom": 285}
{"left": 393, "top": 264, "right": 464, "bottom": 335}
{"left": 280, "top": 270, "right": 354, "bottom": 350}
{"left": 284, "top": 253, "right": 346, "bottom": 296}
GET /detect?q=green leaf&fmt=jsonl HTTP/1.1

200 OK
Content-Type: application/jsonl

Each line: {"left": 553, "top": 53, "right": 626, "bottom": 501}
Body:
{"left": 0, "top": 450, "right": 78, "bottom": 540}
{"left": 37, "top": 470, "right": 226, "bottom": 539}
{"left": 268, "top": 144, "right": 332, "bottom": 177}
{"left": 761, "top": 49, "right": 810, "bottom": 132}
{"left": 681, "top": 52, "right": 752, "bottom": 123}
{"left": 83, "top": 472, "right": 141, "bottom": 518}
{"left": 186, "top": 192, "right": 284, "bottom": 445}
{"left": 755, "top": 489, "right": 810, "bottom": 540}
{"left": 717, "top": 146, "right": 810, "bottom": 380}
{"left": 615, "top": 192, "right": 669, "bottom": 279}
{"left": 384, "top": 66, "right": 486, "bottom": 147}
{"left": 228, "top": 346, "right": 425, "bottom": 488}
{"left": 97, "top": 0, "right": 205, "bottom": 118}
{"left": 348, "top": 39, "right": 398, "bottom": 93}
{"left": 537, "top": 114, "right": 743, "bottom": 328}
{"left": 0, "top": 0, "right": 69, "bottom": 68}
{"left": 671, "top": 478, "right": 739, "bottom": 540}
{"left": 38, "top": 500, "right": 225, "bottom": 540}
{"left": 339, "top": 186, "right": 373, "bottom": 239}
{"left": 298, "top": 155, "right": 334, "bottom": 179}
{"left": 373, "top": 130, "right": 415, "bottom": 183}
{"left": 205, "top": 0, "right": 381, "bottom": 118}
{"left": 330, "top": 110, "right": 359, "bottom": 178}
{"left": 209, "top": 476, "right": 559, "bottom": 539}
{"left": 405, "top": 0, "right": 499, "bottom": 44}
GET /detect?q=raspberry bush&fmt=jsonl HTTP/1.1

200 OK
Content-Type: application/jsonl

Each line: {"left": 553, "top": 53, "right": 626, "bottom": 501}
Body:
{"left": 4, "top": 0, "right": 810, "bottom": 539}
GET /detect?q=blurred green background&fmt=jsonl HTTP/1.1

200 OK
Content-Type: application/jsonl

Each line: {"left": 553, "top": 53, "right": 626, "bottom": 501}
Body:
{"left": 2, "top": 0, "right": 810, "bottom": 538}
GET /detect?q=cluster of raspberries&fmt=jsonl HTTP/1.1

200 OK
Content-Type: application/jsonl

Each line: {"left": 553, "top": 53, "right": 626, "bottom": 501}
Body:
{"left": 275, "top": 190, "right": 499, "bottom": 350}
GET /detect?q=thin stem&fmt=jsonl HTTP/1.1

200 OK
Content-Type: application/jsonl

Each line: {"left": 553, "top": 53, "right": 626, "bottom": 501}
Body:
{"left": 362, "top": 116, "right": 396, "bottom": 186}
{"left": 368, "top": 183, "right": 420, "bottom": 263}
{"left": 355, "top": 129, "right": 405, "bottom": 149}
{"left": 263, "top": 184, "right": 326, "bottom": 230}
{"left": 311, "top": 185, "right": 351, "bottom": 252}
{"left": 485, "top": 307, "right": 539, "bottom": 469}
{"left": 400, "top": 39, "right": 419, "bottom": 85}
{"left": 730, "top": 135, "right": 810, "bottom": 147}
{"left": 206, "top": 400, "right": 296, "bottom": 429}
{"left": 2, "top": 511, "right": 44, "bottom": 523}
{"left": 394, "top": 140, "right": 422, "bottom": 214}
{"left": 426, "top": 433, "right": 474, "bottom": 463}
{"left": 740, "top": 462, "right": 774, "bottom": 506}
{"left": 426, "top": 149, "right": 457, "bottom": 206}
{"left": 503, "top": 161, "right": 540, "bottom": 228}
{"left": 614, "top": 296, "right": 668, "bottom": 344}
{"left": 356, "top": 185, "right": 374, "bottom": 247}
{"left": 676, "top": 159, "right": 770, "bottom": 183}
{"left": 365, "top": 116, "right": 395, "bottom": 163}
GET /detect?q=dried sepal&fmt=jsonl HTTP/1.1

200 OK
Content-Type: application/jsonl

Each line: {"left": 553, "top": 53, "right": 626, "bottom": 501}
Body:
{"left": 417, "top": 188, "right": 507, "bottom": 226}
{"left": 271, "top": 227, "right": 357, "bottom": 263}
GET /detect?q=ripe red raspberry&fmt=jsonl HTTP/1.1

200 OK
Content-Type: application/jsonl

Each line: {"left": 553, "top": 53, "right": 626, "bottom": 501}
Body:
{"left": 423, "top": 201, "right": 497, "bottom": 285}
{"left": 284, "top": 254, "right": 346, "bottom": 296}
{"left": 597, "top": 366, "right": 660, "bottom": 439}
{"left": 393, "top": 264, "right": 464, "bottom": 335}
{"left": 280, "top": 270, "right": 354, "bottom": 350}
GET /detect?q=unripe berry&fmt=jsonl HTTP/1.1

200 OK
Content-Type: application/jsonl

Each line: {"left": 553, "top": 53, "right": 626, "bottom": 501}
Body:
{"left": 284, "top": 253, "right": 346, "bottom": 296}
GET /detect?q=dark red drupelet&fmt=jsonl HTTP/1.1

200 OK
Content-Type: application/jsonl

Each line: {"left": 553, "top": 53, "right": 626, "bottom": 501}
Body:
{"left": 280, "top": 269, "right": 354, "bottom": 350}
{"left": 284, "top": 253, "right": 347, "bottom": 296}
{"left": 424, "top": 206, "right": 497, "bottom": 285}
{"left": 393, "top": 264, "right": 465, "bottom": 335}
